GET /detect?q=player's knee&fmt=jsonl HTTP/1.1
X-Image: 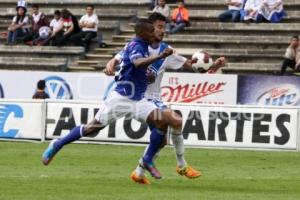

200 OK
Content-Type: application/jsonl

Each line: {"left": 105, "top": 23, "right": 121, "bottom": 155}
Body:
{"left": 154, "top": 120, "right": 168, "bottom": 132}
{"left": 170, "top": 118, "right": 182, "bottom": 131}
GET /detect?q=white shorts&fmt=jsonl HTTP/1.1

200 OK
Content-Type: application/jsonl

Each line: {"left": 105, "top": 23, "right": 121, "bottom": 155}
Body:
{"left": 95, "top": 91, "right": 157, "bottom": 126}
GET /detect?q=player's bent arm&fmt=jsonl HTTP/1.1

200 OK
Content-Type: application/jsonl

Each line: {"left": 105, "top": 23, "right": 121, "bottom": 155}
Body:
{"left": 180, "top": 56, "right": 226, "bottom": 73}
{"left": 133, "top": 55, "right": 165, "bottom": 69}
{"left": 133, "top": 48, "right": 174, "bottom": 69}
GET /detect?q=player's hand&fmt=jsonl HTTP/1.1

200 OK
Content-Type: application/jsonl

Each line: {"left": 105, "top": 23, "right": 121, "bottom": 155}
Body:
{"left": 208, "top": 57, "right": 227, "bottom": 73}
{"left": 214, "top": 57, "right": 226, "bottom": 67}
{"left": 103, "top": 59, "right": 117, "bottom": 76}
{"left": 160, "top": 48, "right": 173, "bottom": 59}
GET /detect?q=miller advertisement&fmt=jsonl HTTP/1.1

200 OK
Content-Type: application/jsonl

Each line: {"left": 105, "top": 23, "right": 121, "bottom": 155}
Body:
{"left": 161, "top": 73, "right": 237, "bottom": 105}
{"left": 238, "top": 75, "right": 300, "bottom": 106}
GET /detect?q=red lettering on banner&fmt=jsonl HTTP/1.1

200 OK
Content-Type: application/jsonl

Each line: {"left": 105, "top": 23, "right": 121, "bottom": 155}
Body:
{"left": 270, "top": 88, "right": 289, "bottom": 98}
{"left": 161, "top": 82, "right": 226, "bottom": 103}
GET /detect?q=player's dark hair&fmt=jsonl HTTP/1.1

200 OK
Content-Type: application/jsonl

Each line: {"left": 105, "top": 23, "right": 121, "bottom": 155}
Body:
{"left": 87, "top": 5, "right": 95, "bottom": 10}
{"left": 148, "top": 12, "right": 167, "bottom": 23}
{"left": 178, "top": 0, "right": 185, "bottom": 4}
{"left": 32, "top": 4, "right": 39, "bottom": 9}
{"left": 292, "top": 35, "right": 299, "bottom": 40}
{"left": 54, "top": 10, "right": 61, "bottom": 16}
{"left": 37, "top": 80, "right": 46, "bottom": 90}
{"left": 134, "top": 19, "right": 153, "bottom": 35}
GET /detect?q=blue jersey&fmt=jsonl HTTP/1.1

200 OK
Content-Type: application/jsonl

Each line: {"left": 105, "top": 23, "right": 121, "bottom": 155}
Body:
{"left": 114, "top": 37, "right": 150, "bottom": 100}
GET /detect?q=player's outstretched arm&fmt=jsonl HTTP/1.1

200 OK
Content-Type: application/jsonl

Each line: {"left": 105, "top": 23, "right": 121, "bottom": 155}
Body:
{"left": 181, "top": 56, "right": 226, "bottom": 73}
{"left": 133, "top": 48, "right": 173, "bottom": 69}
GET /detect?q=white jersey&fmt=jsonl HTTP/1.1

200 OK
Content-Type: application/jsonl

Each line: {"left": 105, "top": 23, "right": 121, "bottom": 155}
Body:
{"left": 115, "top": 42, "right": 187, "bottom": 101}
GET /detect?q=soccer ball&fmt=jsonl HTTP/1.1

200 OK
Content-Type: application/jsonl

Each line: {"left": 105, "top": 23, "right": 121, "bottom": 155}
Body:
{"left": 39, "top": 26, "right": 51, "bottom": 39}
{"left": 191, "top": 50, "right": 214, "bottom": 72}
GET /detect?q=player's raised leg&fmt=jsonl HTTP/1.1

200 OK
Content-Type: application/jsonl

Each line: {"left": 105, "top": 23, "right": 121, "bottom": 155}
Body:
{"left": 42, "top": 90, "right": 129, "bottom": 166}
{"left": 42, "top": 119, "right": 104, "bottom": 165}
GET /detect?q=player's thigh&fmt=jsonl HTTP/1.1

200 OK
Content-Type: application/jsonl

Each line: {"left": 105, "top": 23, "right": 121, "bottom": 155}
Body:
{"left": 134, "top": 98, "right": 158, "bottom": 123}
{"left": 147, "top": 108, "right": 182, "bottom": 131}
{"left": 161, "top": 108, "right": 182, "bottom": 129}
{"left": 95, "top": 91, "right": 133, "bottom": 126}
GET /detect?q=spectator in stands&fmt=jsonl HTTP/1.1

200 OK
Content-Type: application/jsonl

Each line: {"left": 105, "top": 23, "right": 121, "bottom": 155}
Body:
{"left": 257, "top": 0, "right": 286, "bottom": 23}
{"left": 280, "top": 36, "right": 300, "bottom": 75}
{"left": 32, "top": 80, "right": 50, "bottom": 99}
{"left": 241, "top": 0, "right": 262, "bottom": 22}
{"left": 24, "top": 4, "right": 49, "bottom": 44}
{"left": 219, "top": 0, "right": 244, "bottom": 22}
{"left": 50, "top": 10, "right": 62, "bottom": 33}
{"left": 152, "top": 0, "right": 170, "bottom": 19}
{"left": 167, "top": 0, "right": 189, "bottom": 34}
{"left": 71, "top": 5, "right": 99, "bottom": 52}
{"left": 51, "top": 9, "right": 77, "bottom": 46}
{"left": 6, "top": 5, "right": 29, "bottom": 45}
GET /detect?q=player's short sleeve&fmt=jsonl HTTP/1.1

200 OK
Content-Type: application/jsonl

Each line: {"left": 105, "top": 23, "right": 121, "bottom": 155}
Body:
{"left": 128, "top": 43, "right": 145, "bottom": 63}
{"left": 165, "top": 54, "right": 187, "bottom": 70}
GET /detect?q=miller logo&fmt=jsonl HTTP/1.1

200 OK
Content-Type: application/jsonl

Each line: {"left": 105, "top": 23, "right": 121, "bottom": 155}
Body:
{"left": 0, "top": 104, "right": 23, "bottom": 138}
{"left": 45, "top": 76, "right": 73, "bottom": 99}
{"left": 256, "top": 84, "right": 300, "bottom": 106}
{"left": 161, "top": 81, "right": 226, "bottom": 103}
{"left": 0, "top": 83, "right": 4, "bottom": 98}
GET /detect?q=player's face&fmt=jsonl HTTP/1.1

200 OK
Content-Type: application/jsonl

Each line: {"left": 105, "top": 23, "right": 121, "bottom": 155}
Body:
{"left": 153, "top": 20, "right": 166, "bottom": 42}
{"left": 141, "top": 24, "right": 156, "bottom": 43}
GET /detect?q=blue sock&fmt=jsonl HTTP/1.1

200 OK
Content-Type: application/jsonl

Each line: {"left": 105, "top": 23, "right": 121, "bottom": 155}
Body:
{"left": 143, "top": 127, "right": 165, "bottom": 164}
{"left": 54, "top": 125, "right": 83, "bottom": 150}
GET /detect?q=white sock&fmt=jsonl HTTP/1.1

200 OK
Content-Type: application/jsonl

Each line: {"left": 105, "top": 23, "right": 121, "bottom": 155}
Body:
{"left": 171, "top": 133, "right": 187, "bottom": 168}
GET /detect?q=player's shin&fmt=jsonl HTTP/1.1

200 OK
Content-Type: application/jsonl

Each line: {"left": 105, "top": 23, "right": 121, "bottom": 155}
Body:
{"left": 170, "top": 130, "right": 187, "bottom": 168}
{"left": 143, "top": 128, "right": 165, "bottom": 164}
{"left": 54, "top": 125, "right": 84, "bottom": 150}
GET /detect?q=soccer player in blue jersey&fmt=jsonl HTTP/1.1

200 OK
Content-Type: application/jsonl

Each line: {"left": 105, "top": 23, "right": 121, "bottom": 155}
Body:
{"left": 104, "top": 13, "right": 226, "bottom": 184}
{"left": 42, "top": 19, "right": 185, "bottom": 171}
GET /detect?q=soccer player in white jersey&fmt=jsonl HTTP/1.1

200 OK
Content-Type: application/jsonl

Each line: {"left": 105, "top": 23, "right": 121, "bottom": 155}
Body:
{"left": 104, "top": 13, "right": 226, "bottom": 184}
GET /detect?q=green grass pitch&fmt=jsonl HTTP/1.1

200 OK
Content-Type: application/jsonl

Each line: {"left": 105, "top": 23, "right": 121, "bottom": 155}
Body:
{"left": 0, "top": 141, "right": 299, "bottom": 200}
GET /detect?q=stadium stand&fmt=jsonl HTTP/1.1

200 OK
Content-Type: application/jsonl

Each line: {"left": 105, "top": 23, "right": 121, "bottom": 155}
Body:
{"left": 0, "top": 0, "right": 299, "bottom": 74}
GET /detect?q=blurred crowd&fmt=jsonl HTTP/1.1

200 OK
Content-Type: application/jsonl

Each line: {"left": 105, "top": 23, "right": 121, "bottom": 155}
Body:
{"left": 6, "top": 0, "right": 103, "bottom": 52}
